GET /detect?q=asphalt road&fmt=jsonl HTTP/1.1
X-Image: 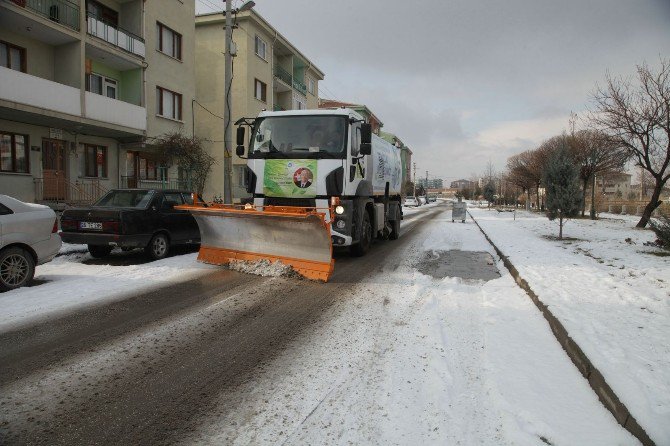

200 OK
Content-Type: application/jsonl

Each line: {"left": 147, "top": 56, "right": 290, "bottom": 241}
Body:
{"left": 0, "top": 203, "right": 447, "bottom": 445}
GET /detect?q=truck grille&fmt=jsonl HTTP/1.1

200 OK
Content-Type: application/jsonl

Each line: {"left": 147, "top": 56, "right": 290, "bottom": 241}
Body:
{"left": 264, "top": 197, "right": 316, "bottom": 208}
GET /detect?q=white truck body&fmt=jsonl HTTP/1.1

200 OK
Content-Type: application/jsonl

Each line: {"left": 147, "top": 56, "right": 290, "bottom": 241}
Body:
{"left": 240, "top": 108, "right": 404, "bottom": 250}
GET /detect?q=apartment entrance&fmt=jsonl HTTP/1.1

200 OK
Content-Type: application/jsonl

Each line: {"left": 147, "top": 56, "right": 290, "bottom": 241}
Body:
{"left": 42, "top": 139, "right": 67, "bottom": 200}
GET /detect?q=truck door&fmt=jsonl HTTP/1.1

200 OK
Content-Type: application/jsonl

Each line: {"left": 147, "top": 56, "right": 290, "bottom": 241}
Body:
{"left": 350, "top": 123, "right": 367, "bottom": 183}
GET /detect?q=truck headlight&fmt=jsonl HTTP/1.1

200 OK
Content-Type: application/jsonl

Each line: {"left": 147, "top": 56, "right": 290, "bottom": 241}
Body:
{"left": 335, "top": 205, "right": 345, "bottom": 215}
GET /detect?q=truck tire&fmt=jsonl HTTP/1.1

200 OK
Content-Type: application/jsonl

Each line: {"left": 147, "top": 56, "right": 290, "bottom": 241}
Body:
{"left": 88, "top": 244, "right": 113, "bottom": 258}
{"left": 389, "top": 218, "right": 400, "bottom": 240}
{"left": 351, "top": 211, "right": 372, "bottom": 257}
{"left": 0, "top": 247, "right": 35, "bottom": 291}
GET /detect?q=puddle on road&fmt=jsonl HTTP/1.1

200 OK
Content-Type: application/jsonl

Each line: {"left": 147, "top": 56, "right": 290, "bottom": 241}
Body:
{"left": 417, "top": 250, "right": 501, "bottom": 281}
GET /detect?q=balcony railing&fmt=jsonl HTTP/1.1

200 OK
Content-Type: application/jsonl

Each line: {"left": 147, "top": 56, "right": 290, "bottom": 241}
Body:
{"left": 273, "top": 64, "right": 292, "bottom": 86}
{"left": 34, "top": 177, "right": 108, "bottom": 205}
{"left": 6, "top": 0, "right": 80, "bottom": 32}
{"left": 86, "top": 12, "right": 145, "bottom": 58}
{"left": 292, "top": 79, "right": 307, "bottom": 95}
{"left": 121, "top": 176, "right": 189, "bottom": 190}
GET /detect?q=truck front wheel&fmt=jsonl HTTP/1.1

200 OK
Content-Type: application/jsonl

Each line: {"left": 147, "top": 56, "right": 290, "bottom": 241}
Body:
{"left": 350, "top": 210, "right": 372, "bottom": 257}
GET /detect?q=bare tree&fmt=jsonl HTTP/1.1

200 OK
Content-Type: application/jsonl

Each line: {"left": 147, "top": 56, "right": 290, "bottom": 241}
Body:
{"left": 569, "top": 129, "right": 628, "bottom": 218}
{"left": 153, "top": 132, "right": 216, "bottom": 194}
{"left": 589, "top": 58, "right": 670, "bottom": 227}
{"left": 507, "top": 153, "right": 534, "bottom": 209}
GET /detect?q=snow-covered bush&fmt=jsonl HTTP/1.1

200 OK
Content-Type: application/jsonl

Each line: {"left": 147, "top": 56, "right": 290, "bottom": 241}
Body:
{"left": 649, "top": 213, "right": 670, "bottom": 249}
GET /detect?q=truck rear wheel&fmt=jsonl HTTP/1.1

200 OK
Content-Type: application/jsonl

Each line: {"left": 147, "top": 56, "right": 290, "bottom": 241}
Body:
{"left": 389, "top": 218, "right": 400, "bottom": 240}
{"left": 350, "top": 211, "right": 372, "bottom": 257}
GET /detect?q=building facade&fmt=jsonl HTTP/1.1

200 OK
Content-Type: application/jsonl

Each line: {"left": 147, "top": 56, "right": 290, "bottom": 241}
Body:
{"left": 450, "top": 179, "right": 474, "bottom": 190}
{"left": 417, "top": 178, "right": 443, "bottom": 189}
{"left": 194, "top": 10, "right": 324, "bottom": 200}
{"left": 318, "top": 99, "right": 383, "bottom": 135}
{"left": 0, "top": 0, "right": 195, "bottom": 204}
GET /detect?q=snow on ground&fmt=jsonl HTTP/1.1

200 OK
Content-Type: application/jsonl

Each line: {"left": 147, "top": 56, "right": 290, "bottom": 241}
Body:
{"left": 186, "top": 208, "right": 635, "bottom": 445}
{"left": 0, "top": 249, "right": 215, "bottom": 332}
{"left": 402, "top": 200, "right": 441, "bottom": 216}
{"left": 470, "top": 207, "right": 670, "bottom": 444}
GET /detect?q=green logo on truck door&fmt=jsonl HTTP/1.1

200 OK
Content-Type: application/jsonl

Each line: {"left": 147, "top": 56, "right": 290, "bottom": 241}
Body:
{"left": 263, "top": 159, "right": 317, "bottom": 197}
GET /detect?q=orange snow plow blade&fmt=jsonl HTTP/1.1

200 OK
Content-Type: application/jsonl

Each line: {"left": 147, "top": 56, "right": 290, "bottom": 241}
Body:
{"left": 176, "top": 203, "right": 334, "bottom": 282}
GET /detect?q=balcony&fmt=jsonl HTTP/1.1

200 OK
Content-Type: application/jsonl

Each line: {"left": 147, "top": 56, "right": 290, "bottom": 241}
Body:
{"left": 86, "top": 12, "right": 145, "bottom": 58}
{"left": 274, "top": 64, "right": 292, "bottom": 86}
{"left": 3, "top": 0, "right": 80, "bottom": 32}
{"left": 85, "top": 92, "right": 146, "bottom": 131}
{"left": 292, "top": 79, "right": 307, "bottom": 95}
{"left": 0, "top": 65, "right": 81, "bottom": 115}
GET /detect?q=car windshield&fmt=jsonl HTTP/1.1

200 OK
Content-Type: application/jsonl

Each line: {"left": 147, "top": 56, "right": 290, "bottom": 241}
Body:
{"left": 250, "top": 115, "right": 347, "bottom": 158}
{"left": 94, "top": 190, "right": 155, "bottom": 209}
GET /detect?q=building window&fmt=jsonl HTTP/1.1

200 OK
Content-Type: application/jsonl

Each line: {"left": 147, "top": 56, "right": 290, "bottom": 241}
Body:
{"left": 86, "top": 73, "right": 117, "bottom": 99}
{"left": 293, "top": 93, "right": 306, "bottom": 110}
{"left": 156, "top": 86, "right": 182, "bottom": 120}
{"left": 307, "top": 76, "right": 316, "bottom": 95}
{"left": 254, "top": 79, "right": 267, "bottom": 102}
{"left": 157, "top": 22, "right": 182, "bottom": 60}
{"left": 87, "top": 0, "right": 118, "bottom": 26}
{"left": 254, "top": 35, "right": 267, "bottom": 60}
{"left": 0, "top": 41, "right": 26, "bottom": 73}
{"left": 84, "top": 144, "right": 107, "bottom": 178}
{"left": 235, "top": 165, "right": 248, "bottom": 188}
{"left": 0, "top": 132, "right": 29, "bottom": 173}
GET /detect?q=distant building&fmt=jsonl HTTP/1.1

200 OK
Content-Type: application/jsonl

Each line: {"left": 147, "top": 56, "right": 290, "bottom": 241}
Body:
{"left": 319, "top": 99, "right": 383, "bottom": 135}
{"left": 594, "top": 172, "right": 632, "bottom": 197}
{"left": 417, "top": 178, "right": 443, "bottom": 189}
{"left": 451, "top": 179, "right": 474, "bottom": 190}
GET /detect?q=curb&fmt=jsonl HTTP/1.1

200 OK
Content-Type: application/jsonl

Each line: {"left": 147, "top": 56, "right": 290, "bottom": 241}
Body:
{"left": 468, "top": 211, "right": 655, "bottom": 446}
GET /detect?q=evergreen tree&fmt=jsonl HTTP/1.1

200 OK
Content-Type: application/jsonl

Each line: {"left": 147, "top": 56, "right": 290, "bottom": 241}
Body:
{"left": 543, "top": 147, "right": 583, "bottom": 239}
{"left": 483, "top": 182, "right": 496, "bottom": 207}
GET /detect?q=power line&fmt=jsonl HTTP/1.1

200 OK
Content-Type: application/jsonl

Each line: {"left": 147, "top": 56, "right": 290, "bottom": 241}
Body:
{"left": 193, "top": 99, "right": 225, "bottom": 120}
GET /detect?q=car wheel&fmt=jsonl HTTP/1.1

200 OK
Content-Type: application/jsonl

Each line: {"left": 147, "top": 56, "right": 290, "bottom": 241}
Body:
{"left": 146, "top": 233, "right": 170, "bottom": 260}
{"left": 0, "top": 247, "right": 35, "bottom": 291}
{"left": 351, "top": 211, "right": 372, "bottom": 257}
{"left": 88, "top": 244, "right": 113, "bottom": 258}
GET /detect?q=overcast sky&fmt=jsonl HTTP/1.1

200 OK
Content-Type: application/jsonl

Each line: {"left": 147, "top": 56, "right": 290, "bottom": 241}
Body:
{"left": 196, "top": 0, "right": 670, "bottom": 182}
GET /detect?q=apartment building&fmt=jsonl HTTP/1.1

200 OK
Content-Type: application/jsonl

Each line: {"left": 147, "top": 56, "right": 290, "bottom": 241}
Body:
{"left": 318, "top": 99, "right": 383, "bottom": 135}
{"left": 0, "top": 0, "right": 195, "bottom": 204}
{"left": 195, "top": 10, "right": 324, "bottom": 200}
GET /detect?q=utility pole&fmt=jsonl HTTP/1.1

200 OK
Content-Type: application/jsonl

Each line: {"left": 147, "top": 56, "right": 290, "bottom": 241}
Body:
{"left": 413, "top": 163, "right": 416, "bottom": 197}
{"left": 222, "top": 0, "right": 233, "bottom": 204}
{"left": 425, "top": 170, "right": 429, "bottom": 191}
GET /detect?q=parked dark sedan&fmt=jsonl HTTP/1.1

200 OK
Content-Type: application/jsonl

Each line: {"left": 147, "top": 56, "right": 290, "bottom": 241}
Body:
{"left": 60, "top": 189, "right": 200, "bottom": 260}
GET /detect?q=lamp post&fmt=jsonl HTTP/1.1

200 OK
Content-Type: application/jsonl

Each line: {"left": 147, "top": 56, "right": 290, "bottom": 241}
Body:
{"left": 223, "top": 0, "right": 255, "bottom": 204}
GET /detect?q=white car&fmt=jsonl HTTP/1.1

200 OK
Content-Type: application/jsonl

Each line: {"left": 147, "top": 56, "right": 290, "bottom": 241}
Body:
{"left": 404, "top": 197, "right": 419, "bottom": 207}
{"left": 0, "top": 195, "right": 61, "bottom": 291}
{"left": 417, "top": 196, "right": 427, "bottom": 205}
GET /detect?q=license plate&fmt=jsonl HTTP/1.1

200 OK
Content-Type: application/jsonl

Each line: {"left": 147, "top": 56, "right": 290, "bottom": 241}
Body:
{"left": 79, "top": 221, "right": 102, "bottom": 230}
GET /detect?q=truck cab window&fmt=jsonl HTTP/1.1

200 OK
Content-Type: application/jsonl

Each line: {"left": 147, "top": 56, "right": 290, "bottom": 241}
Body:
{"left": 250, "top": 116, "right": 347, "bottom": 158}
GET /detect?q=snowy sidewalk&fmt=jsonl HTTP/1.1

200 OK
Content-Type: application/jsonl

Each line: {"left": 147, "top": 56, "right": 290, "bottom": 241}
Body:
{"left": 469, "top": 208, "right": 670, "bottom": 444}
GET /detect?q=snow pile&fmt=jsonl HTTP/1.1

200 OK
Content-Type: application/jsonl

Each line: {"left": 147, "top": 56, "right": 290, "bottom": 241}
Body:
{"left": 0, "top": 252, "right": 215, "bottom": 332}
{"left": 470, "top": 207, "right": 670, "bottom": 444}
{"left": 227, "top": 259, "right": 298, "bottom": 278}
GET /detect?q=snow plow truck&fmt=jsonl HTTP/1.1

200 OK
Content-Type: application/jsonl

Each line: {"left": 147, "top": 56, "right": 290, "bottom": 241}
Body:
{"left": 179, "top": 108, "right": 403, "bottom": 282}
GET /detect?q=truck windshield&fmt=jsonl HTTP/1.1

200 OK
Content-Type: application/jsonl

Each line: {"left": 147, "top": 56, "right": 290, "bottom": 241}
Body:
{"left": 250, "top": 116, "right": 347, "bottom": 159}
{"left": 94, "top": 190, "right": 155, "bottom": 209}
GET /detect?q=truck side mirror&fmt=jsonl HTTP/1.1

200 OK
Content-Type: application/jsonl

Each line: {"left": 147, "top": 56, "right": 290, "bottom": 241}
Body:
{"left": 360, "top": 123, "right": 372, "bottom": 155}
{"left": 236, "top": 127, "right": 246, "bottom": 156}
